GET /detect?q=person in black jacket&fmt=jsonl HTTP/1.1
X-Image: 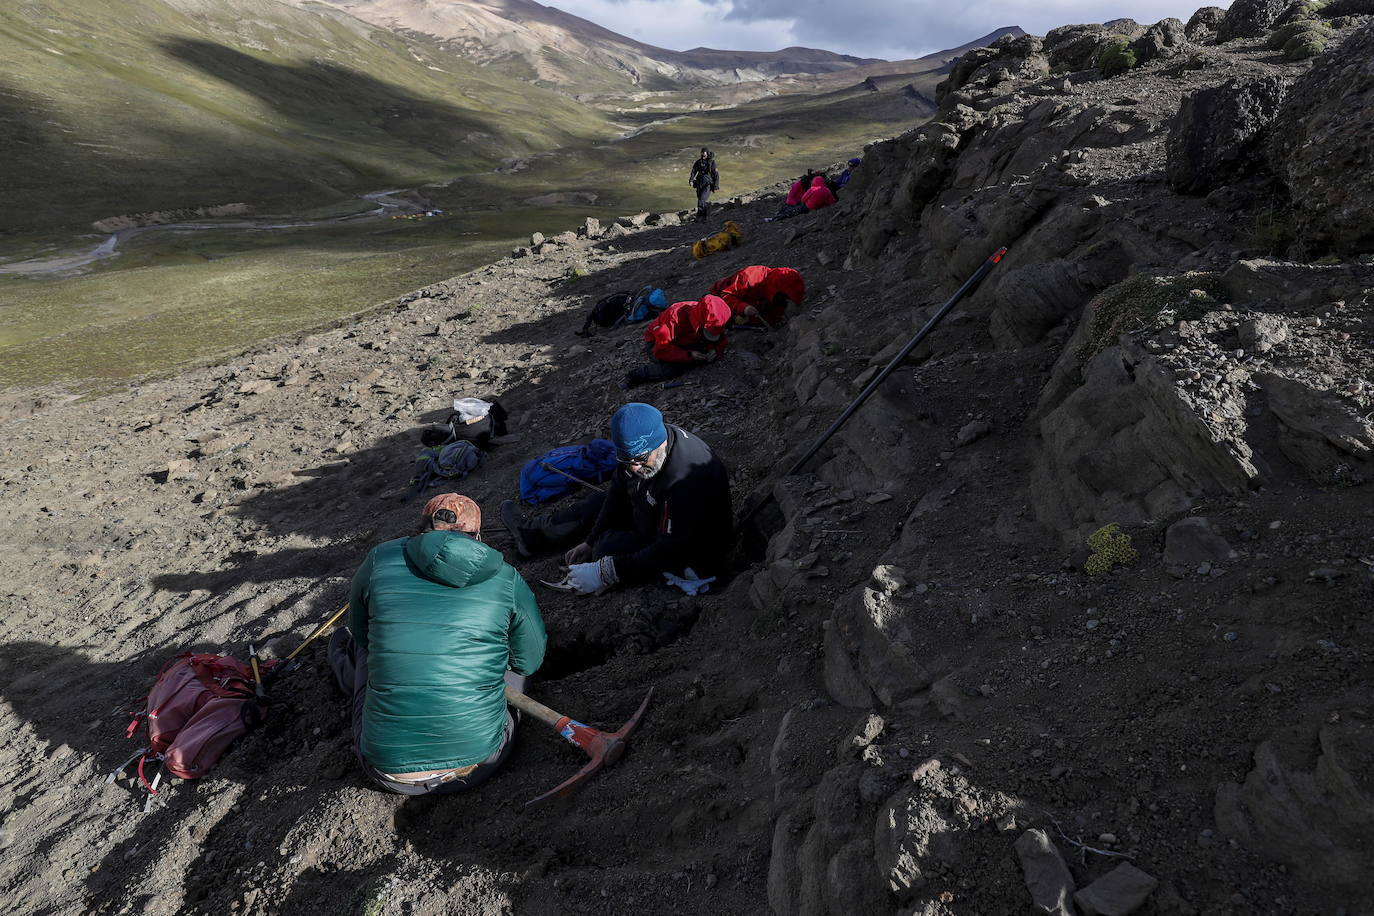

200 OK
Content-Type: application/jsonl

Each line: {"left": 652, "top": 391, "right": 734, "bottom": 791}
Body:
{"left": 500, "top": 403, "right": 732, "bottom": 592}
{"left": 689, "top": 147, "right": 720, "bottom": 222}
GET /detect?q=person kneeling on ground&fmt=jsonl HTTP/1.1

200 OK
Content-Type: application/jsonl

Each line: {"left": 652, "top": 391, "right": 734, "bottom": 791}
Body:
{"left": 501, "top": 403, "right": 732, "bottom": 595}
{"left": 329, "top": 493, "right": 546, "bottom": 795}
{"left": 802, "top": 174, "right": 837, "bottom": 211}
{"left": 709, "top": 265, "right": 805, "bottom": 327}
{"left": 623, "top": 294, "right": 732, "bottom": 387}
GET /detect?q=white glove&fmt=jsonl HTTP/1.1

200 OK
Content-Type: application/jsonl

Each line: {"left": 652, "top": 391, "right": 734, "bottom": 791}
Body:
{"left": 566, "top": 557, "right": 619, "bottom": 594}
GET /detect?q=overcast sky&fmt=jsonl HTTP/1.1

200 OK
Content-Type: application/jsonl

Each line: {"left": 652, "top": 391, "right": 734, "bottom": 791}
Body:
{"left": 547, "top": 0, "right": 1229, "bottom": 59}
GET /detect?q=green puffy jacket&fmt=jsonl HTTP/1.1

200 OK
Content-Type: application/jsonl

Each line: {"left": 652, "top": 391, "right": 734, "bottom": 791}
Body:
{"left": 348, "top": 530, "right": 546, "bottom": 773}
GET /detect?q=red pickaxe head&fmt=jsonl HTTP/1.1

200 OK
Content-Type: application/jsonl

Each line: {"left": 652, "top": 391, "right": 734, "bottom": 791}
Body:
{"left": 506, "top": 686, "right": 654, "bottom": 807}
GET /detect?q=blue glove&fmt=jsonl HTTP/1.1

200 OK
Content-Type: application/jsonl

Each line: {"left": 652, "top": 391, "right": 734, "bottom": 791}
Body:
{"left": 662, "top": 567, "right": 716, "bottom": 596}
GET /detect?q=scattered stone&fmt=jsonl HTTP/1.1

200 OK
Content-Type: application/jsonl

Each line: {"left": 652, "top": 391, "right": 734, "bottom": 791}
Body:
{"left": 1014, "top": 829, "right": 1077, "bottom": 916}
{"left": 1073, "top": 863, "right": 1158, "bottom": 916}
{"left": 865, "top": 492, "right": 894, "bottom": 504}
{"left": 529, "top": 231, "right": 545, "bottom": 247}
{"left": 1163, "top": 517, "right": 1236, "bottom": 566}
{"left": 955, "top": 420, "right": 992, "bottom": 447}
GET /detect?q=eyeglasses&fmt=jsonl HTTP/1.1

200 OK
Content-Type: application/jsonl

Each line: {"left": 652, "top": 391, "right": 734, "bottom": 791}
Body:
{"left": 617, "top": 451, "right": 654, "bottom": 468}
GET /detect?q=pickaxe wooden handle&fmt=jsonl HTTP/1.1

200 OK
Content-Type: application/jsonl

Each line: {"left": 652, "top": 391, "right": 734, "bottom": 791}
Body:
{"left": 505, "top": 685, "right": 654, "bottom": 807}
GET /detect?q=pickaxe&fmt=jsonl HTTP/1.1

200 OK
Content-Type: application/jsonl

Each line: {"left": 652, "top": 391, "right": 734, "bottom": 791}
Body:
{"left": 505, "top": 685, "right": 653, "bottom": 807}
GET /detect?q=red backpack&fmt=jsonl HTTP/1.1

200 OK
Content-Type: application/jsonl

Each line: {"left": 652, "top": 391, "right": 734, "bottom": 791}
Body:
{"left": 109, "top": 653, "right": 272, "bottom": 810}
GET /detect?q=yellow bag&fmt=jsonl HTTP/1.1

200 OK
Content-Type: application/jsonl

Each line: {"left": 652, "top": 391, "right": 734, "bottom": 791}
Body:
{"left": 692, "top": 221, "right": 743, "bottom": 260}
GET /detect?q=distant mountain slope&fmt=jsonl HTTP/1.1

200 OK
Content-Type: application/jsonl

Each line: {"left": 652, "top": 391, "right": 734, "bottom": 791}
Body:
{"left": 0, "top": 0, "right": 610, "bottom": 232}
{"left": 289, "top": 0, "right": 883, "bottom": 93}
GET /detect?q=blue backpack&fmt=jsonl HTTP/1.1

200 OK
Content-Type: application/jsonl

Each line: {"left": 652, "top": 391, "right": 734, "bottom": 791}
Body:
{"left": 626, "top": 286, "right": 668, "bottom": 323}
{"left": 410, "top": 439, "right": 485, "bottom": 495}
{"left": 519, "top": 439, "right": 618, "bottom": 505}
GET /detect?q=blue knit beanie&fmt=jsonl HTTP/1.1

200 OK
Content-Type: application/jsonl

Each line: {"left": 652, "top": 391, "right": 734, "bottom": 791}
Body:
{"left": 610, "top": 403, "right": 667, "bottom": 459}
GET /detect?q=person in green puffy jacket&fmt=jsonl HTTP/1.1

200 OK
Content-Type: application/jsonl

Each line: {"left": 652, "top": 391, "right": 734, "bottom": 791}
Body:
{"left": 328, "top": 493, "right": 546, "bottom": 795}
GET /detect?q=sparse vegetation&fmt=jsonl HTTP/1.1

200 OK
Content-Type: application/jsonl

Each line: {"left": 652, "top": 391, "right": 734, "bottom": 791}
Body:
{"left": 1097, "top": 38, "right": 1139, "bottom": 77}
{"left": 1084, "top": 523, "right": 1139, "bottom": 575}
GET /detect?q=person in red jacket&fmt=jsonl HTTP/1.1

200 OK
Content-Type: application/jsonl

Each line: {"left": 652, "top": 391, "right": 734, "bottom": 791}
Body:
{"left": 709, "top": 265, "right": 805, "bottom": 327}
{"left": 624, "top": 295, "right": 732, "bottom": 386}
{"left": 801, "top": 174, "right": 837, "bottom": 210}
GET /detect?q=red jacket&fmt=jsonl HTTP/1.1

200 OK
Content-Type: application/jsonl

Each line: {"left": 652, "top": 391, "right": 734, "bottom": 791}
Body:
{"left": 785, "top": 178, "right": 807, "bottom": 206}
{"left": 709, "top": 266, "right": 806, "bottom": 326}
{"left": 802, "top": 175, "right": 836, "bottom": 210}
{"left": 644, "top": 295, "right": 732, "bottom": 363}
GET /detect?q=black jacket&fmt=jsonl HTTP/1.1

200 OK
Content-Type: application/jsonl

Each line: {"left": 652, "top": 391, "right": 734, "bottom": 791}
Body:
{"left": 592, "top": 424, "right": 732, "bottom": 583}
{"left": 690, "top": 153, "right": 719, "bottom": 191}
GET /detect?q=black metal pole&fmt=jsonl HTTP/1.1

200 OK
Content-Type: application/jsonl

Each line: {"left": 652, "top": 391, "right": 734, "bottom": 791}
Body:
{"left": 739, "top": 246, "right": 1007, "bottom": 528}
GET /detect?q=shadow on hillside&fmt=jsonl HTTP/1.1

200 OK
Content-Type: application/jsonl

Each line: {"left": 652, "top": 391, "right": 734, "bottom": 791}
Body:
{"left": 159, "top": 39, "right": 489, "bottom": 157}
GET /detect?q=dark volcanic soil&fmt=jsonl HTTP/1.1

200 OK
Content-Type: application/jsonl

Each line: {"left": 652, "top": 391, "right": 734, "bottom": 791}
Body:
{"left": 2, "top": 11, "right": 1374, "bottom": 916}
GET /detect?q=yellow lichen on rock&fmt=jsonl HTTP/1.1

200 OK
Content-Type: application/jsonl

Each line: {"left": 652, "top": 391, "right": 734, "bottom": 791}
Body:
{"left": 1085, "top": 523, "right": 1139, "bottom": 575}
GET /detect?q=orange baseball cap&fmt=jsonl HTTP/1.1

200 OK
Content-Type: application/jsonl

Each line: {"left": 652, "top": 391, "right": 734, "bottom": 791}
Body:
{"left": 422, "top": 493, "right": 481, "bottom": 534}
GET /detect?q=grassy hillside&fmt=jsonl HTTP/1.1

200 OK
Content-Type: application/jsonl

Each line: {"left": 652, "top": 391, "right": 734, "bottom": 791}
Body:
{"left": 0, "top": 0, "right": 611, "bottom": 233}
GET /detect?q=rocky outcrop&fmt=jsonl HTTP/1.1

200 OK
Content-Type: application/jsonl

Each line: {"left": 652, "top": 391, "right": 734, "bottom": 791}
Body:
{"left": 1216, "top": 722, "right": 1374, "bottom": 893}
{"left": 1268, "top": 21, "right": 1374, "bottom": 255}
{"left": 1032, "top": 337, "right": 1260, "bottom": 538}
{"left": 1217, "top": 0, "right": 1289, "bottom": 41}
{"left": 1130, "top": 17, "right": 1189, "bottom": 64}
{"left": 1185, "top": 6, "right": 1228, "bottom": 41}
{"left": 1255, "top": 372, "right": 1374, "bottom": 482}
{"left": 1043, "top": 21, "right": 1143, "bottom": 72}
{"left": 1166, "top": 75, "right": 1292, "bottom": 194}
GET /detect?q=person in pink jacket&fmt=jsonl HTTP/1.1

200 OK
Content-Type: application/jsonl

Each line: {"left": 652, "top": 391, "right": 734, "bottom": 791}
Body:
{"left": 801, "top": 174, "right": 837, "bottom": 210}
{"left": 624, "top": 295, "right": 732, "bottom": 387}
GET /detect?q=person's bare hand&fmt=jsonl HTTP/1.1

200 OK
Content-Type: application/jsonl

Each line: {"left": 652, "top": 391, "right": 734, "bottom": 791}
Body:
{"left": 744, "top": 305, "right": 760, "bottom": 318}
{"left": 564, "top": 542, "right": 593, "bottom": 565}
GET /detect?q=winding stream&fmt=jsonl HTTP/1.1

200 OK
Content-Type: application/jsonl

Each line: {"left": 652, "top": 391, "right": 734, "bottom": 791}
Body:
{"left": 0, "top": 189, "right": 417, "bottom": 277}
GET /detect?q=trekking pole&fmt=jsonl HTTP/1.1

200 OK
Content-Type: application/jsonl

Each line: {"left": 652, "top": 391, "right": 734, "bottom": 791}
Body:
{"left": 540, "top": 462, "right": 606, "bottom": 494}
{"left": 739, "top": 246, "right": 1007, "bottom": 529}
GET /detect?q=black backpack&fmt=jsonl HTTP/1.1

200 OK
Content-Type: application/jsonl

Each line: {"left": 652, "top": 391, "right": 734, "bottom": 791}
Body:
{"left": 419, "top": 400, "right": 509, "bottom": 450}
{"left": 576, "top": 291, "right": 635, "bottom": 337}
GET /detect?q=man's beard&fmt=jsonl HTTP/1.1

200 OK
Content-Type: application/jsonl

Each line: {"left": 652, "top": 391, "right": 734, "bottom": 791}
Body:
{"left": 632, "top": 458, "right": 663, "bottom": 479}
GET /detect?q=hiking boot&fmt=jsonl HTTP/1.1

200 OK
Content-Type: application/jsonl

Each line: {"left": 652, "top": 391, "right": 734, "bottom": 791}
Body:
{"left": 500, "top": 499, "right": 534, "bottom": 559}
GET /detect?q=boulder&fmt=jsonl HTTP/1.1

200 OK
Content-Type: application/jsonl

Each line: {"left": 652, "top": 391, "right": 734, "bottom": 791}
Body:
{"left": 1215, "top": 721, "right": 1374, "bottom": 894}
{"left": 1255, "top": 372, "right": 1374, "bottom": 481}
{"left": 1044, "top": 22, "right": 1141, "bottom": 72}
{"left": 1013, "top": 829, "right": 1077, "bottom": 915}
{"left": 1217, "top": 0, "right": 1289, "bottom": 40}
{"left": 1268, "top": 21, "right": 1374, "bottom": 255}
{"left": 1162, "top": 516, "right": 1236, "bottom": 566}
{"left": 824, "top": 567, "right": 936, "bottom": 707}
{"left": 1130, "top": 18, "right": 1189, "bottom": 63}
{"left": 604, "top": 222, "right": 632, "bottom": 240}
{"left": 1166, "top": 76, "right": 1292, "bottom": 194}
{"left": 1185, "top": 6, "right": 1228, "bottom": 41}
{"left": 1073, "top": 863, "right": 1158, "bottom": 916}
{"left": 1032, "top": 340, "right": 1259, "bottom": 540}
{"left": 578, "top": 217, "right": 602, "bottom": 239}
{"left": 529, "top": 231, "right": 545, "bottom": 247}
{"left": 1236, "top": 314, "right": 1289, "bottom": 353}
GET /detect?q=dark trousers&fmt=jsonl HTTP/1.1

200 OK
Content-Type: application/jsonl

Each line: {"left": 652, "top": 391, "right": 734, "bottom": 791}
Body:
{"left": 547, "top": 490, "right": 652, "bottom": 560}
{"left": 328, "top": 629, "right": 523, "bottom": 796}
{"left": 625, "top": 341, "right": 693, "bottom": 387}
{"left": 695, "top": 185, "right": 712, "bottom": 219}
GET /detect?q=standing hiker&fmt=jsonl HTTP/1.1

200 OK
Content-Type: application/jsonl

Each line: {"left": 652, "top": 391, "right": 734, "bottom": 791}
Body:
{"left": 329, "top": 493, "right": 546, "bottom": 795}
{"left": 689, "top": 147, "right": 719, "bottom": 221}
{"left": 500, "top": 403, "right": 733, "bottom": 594}
{"left": 622, "top": 294, "right": 732, "bottom": 387}
{"left": 709, "top": 265, "right": 805, "bottom": 327}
